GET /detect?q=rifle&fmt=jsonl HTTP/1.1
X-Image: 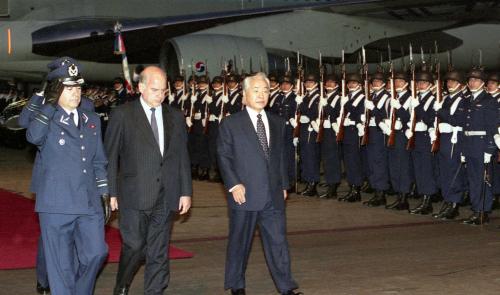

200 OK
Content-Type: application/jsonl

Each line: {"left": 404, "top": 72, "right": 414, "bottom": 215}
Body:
{"left": 447, "top": 50, "right": 453, "bottom": 72}
{"left": 431, "top": 52, "right": 442, "bottom": 153}
{"left": 219, "top": 61, "right": 229, "bottom": 122}
{"left": 316, "top": 51, "right": 325, "bottom": 143}
{"left": 336, "top": 49, "right": 347, "bottom": 142}
{"left": 406, "top": 44, "right": 417, "bottom": 150}
{"left": 187, "top": 60, "right": 196, "bottom": 133}
{"left": 292, "top": 51, "right": 303, "bottom": 139}
{"left": 361, "top": 46, "right": 371, "bottom": 146}
{"left": 203, "top": 60, "right": 210, "bottom": 135}
{"left": 400, "top": 45, "right": 407, "bottom": 72}
{"left": 387, "top": 47, "right": 398, "bottom": 147}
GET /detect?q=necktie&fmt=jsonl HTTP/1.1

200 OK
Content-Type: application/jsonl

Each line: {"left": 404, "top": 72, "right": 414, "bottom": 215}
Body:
{"left": 69, "top": 112, "right": 78, "bottom": 128}
{"left": 150, "top": 108, "right": 159, "bottom": 147}
{"left": 256, "top": 113, "right": 270, "bottom": 160}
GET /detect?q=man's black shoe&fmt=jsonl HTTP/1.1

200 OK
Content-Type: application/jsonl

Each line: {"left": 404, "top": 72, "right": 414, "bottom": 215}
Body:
{"left": 113, "top": 286, "right": 129, "bottom": 295}
{"left": 281, "top": 290, "right": 304, "bottom": 295}
{"left": 36, "top": 282, "right": 50, "bottom": 295}
{"left": 231, "top": 289, "right": 246, "bottom": 295}
{"left": 462, "top": 213, "right": 489, "bottom": 225}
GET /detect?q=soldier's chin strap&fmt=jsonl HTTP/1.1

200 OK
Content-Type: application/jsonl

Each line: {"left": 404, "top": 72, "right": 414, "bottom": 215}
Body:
{"left": 448, "top": 84, "right": 463, "bottom": 94}
{"left": 305, "top": 83, "right": 318, "bottom": 91}
{"left": 396, "top": 83, "right": 409, "bottom": 93}
{"left": 371, "top": 84, "right": 386, "bottom": 92}
{"left": 348, "top": 85, "right": 361, "bottom": 93}
{"left": 469, "top": 82, "right": 485, "bottom": 93}
{"left": 418, "top": 84, "right": 433, "bottom": 94}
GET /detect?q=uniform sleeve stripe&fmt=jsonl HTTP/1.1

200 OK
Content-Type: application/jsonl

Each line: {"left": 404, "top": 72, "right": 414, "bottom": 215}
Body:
{"left": 34, "top": 117, "right": 48, "bottom": 125}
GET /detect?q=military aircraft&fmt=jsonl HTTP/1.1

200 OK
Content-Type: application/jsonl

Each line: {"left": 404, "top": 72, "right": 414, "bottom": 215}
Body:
{"left": 0, "top": 0, "right": 498, "bottom": 82}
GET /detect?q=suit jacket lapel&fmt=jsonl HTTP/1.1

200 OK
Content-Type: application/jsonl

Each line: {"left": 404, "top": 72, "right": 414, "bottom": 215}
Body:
{"left": 162, "top": 105, "right": 173, "bottom": 159}
{"left": 133, "top": 100, "right": 161, "bottom": 155}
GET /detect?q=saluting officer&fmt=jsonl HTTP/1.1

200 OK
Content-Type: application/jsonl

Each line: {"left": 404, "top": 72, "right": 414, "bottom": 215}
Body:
{"left": 297, "top": 73, "right": 322, "bottom": 197}
{"left": 319, "top": 74, "right": 342, "bottom": 198}
{"left": 406, "top": 71, "right": 438, "bottom": 215}
{"left": 363, "top": 72, "right": 391, "bottom": 207}
{"left": 431, "top": 70, "right": 468, "bottom": 219}
{"left": 338, "top": 73, "right": 366, "bottom": 202}
{"left": 461, "top": 69, "right": 497, "bottom": 225}
{"left": 25, "top": 57, "right": 109, "bottom": 295}
{"left": 384, "top": 72, "right": 414, "bottom": 210}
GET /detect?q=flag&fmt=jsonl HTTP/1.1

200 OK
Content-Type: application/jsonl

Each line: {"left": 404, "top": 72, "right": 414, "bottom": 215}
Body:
{"left": 114, "top": 29, "right": 134, "bottom": 94}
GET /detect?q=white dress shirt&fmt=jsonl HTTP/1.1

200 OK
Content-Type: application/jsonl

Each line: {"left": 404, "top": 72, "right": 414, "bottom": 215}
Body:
{"left": 246, "top": 106, "right": 270, "bottom": 145}
{"left": 140, "top": 97, "right": 165, "bottom": 155}
{"left": 61, "top": 107, "right": 79, "bottom": 126}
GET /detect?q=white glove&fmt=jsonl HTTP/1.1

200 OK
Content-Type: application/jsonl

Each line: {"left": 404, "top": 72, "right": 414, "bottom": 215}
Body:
{"left": 429, "top": 128, "right": 437, "bottom": 143}
{"left": 209, "top": 114, "right": 218, "bottom": 121}
{"left": 410, "top": 97, "right": 420, "bottom": 108}
{"left": 289, "top": 118, "right": 297, "bottom": 128}
{"left": 190, "top": 95, "right": 198, "bottom": 103}
{"left": 186, "top": 117, "right": 193, "bottom": 127}
{"left": 203, "top": 96, "right": 213, "bottom": 104}
{"left": 364, "top": 100, "right": 375, "bottom": 111}
{"left": 378, "top": 122, "right": 391, "bottom": 135}
{"left": 494, "top": 134, "right": 500, "bottom": 149}
{"left": 323, "top": 119, "right": 331, "bottom": 128}
{"left": 221, "top": 95, "right": 229, "bottom": 103}
{"left": 390, "top": 98, "right": 401, "bottom": 110}
{"left": 201, "top": 119, "right": 206, "bottom": 127}
{"left": 168, "top": 94, "right": 175, "bottom": 104}
{"left": 461, "top": 154, "right": 466, "bottom": 163}
{"left": 295, "top": 95, "right": 303, "bottom": 105}
{"left": 484, "top": 153, "right": 492, "bottom": 164}
{"left": 320, "top": 97, "right": 328, "bottom": 107}
{"left": 293, "top": 137, "right": 299, "bottom": 147}
{"left": 356, "top": 123, "right": 364, "bottom": 137}
{"left": 332, "top": 122, "right": 339, "bottom": 134}
{"left": 433, "top": 100, "right": 444, "bottom": 112}
{"left": 311, "top": 120, "right": 319, "bottom": 133}
{"left": 405, "top": 129, "right": 413, "bottom": 139}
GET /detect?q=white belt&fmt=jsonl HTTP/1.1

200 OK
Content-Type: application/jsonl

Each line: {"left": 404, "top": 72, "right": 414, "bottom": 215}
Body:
{"left": 415, "top": 122, "right": 428, "bottom": 132}
{"left": 383, "top": 119, "right": 403, "bottom": 131}
{"left": 209, "top": 114, "right": 218, "bottom": 122}
{"left": 369, "top": 117, "right": 376, "bottom": 127}
{"left": 323, "top": 119, "right": 331, "bottom": 129}
{"left": 194, "top": 113, "right": 202, "bottom": 120}
{"left": 438, "top": 123, "right": 463, "bottom": 134}
{"left": 300, "top": 116, "right": 310, "bottom": 124}
{"left": 465, "top": 131, "right": 486, "bottom": 136}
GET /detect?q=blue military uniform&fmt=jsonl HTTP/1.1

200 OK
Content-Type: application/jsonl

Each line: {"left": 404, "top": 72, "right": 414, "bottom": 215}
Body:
{"left": 25, "top": 57, "right": 108, "bottom": 295}
{"left": 207, "top": 83, "right": 227, "bottom": 181}
{"left": 190, "top": 81, "right": 211, "bottom": 180}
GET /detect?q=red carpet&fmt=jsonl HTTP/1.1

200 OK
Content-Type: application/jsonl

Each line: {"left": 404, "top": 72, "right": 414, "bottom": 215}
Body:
{"left": 0, "top": 189, "right": 194, "bottom": 270}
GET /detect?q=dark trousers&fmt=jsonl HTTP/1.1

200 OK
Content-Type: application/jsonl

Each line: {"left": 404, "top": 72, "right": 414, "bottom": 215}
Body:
{"left": 224, "top": 205, "right": 298, "bottom": 293}
{"left": 366, "top": 128, "right": 389, "bottom": 191}
{"left": 299, "top": 125, "right": 320, "bottom": 182}
{"left": 438, "top": 134, "right": 466, "bottom": 203}
{"left": 465, "top": 156, "right": 493, "bottom": 213}
{"left": 116, "top": 202, "right": 173, "bottom": 295}
{"left": 388, "top": 131, "right": 412, "bottom": 194}
{"left": 411, "top": 132, "right": 438, "bottom": 195}
{"left": 208, "top": 123, "right": 219, "bottom": 170}
{"left": 321, "top": 129, "right": 341, "bottom": 185}
{"left": 285, "top": 127, "right": 296, "bottom": 184}
{"left": 39, "top": 212, "right": 107, "bottom": 295}
{"left": 342, "top": 126, "right": 363, "bottom": 187}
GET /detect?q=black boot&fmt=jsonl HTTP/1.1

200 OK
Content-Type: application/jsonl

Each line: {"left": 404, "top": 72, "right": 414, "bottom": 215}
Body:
{"left": 361, "top": 181, "right": 374, "bottom": 193}
{"left": 36, "top": 282, "right": 50, "bottom": 295}
{"left": 191, "top": 165, "right": 199, "bottom": 180}
{"left": 408, "top": 183, "right": 418, "bottom": 199}
{"left": 462, "top": 212, "right": 489, "bottom": 225}
{"left": 432, "top": 202, "right": 451, "bottom": 218}
{"left": 460, "top": 191, "right": 470, "bottom": 207}
{"left": 386, "top": 193, "right": 410, "bottom": 210}
{"left": 365, "top": 191, "right": 386, "bottom": 207}
{"left": 298, "top": 182, "right": 310, "bottom": 195}
{"left": 338, "top": 185, "right": 354, "bottom": 202}
{"left": 319, "top": 183, "right": 338, "bottom": 199}
{"left": 492, "top": 195, "right": 500, "bottom": 210}
{"left": 113, "top": 286, "right": 130, "bottom": 295}
{"left": 345, "top": 186, "right": 361, "bottom": 202}
{"left": 198, "top": 168, "right": 209, "bottom": 181}
{"left": 439, "top": 203, "right": 460, "bottom": 220}
{"left": 302, "top": 182, "right": 318, "bottom": 197}
{"left": 209, "top": 169, "right": 222, "bottom": 182}
{"left": 409, "top": 195, "right": 433, "bottom": 215}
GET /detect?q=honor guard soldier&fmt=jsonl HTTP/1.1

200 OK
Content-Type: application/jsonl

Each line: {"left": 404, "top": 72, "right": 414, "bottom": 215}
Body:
{"left": 363, "top": 72, "right": 391, "bottom": 207}
{"left": 461, "top": 69, "right": 497, "bottom": 225}
{"left": 25, "top": 57, "right": 109, "bottom": 295}
{"left": 279, "top": 75, "right": 298, "bottom": 190}
{"left": 487, "top": 72, "right": 500, "bottom": 206}
{"left": 226, "top": 74, "right": 243, "bottom": 114}
{"left": 266, "top": 73, "right": 281, "bottom": 114}
{"left": 319, "top": 74, "right": 342, "bottom": 198}
{"left": 297, "top": 73, "right": 322, "bottom": 197}
{"left": 189, "top": 75, "right": 212, "bottom": 180}
{"left": 338, "top": 73, "right": 366, "bottom": 202}
{"left": 431, "top": 70, "right": 468, "bottom": 219}
{"left": 207, "top": 76, "right": 228, "bottom": 182}
{"left": 169, "top": 75, "right": 190, "bottom": 116}
{"left": 113, "top": 77, "right": 130, "bottom": 105}
{"left": 384, "top": 72, "right": 414, "bottom": 210}
{"left": 407, "top": 71, "right": 439, "bottom": 215}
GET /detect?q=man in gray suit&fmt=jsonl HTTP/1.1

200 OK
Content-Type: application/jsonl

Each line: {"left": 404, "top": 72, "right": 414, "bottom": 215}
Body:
{"left": 105, "top": 66, "right": 192, "bottom": 295}
{"left": 217, "top": 72, "right": 302, "bottom": 295}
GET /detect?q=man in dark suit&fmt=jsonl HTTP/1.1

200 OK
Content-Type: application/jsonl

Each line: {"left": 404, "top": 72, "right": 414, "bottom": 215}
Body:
{"left": 217, "top": 72, "right": 302, "bottom": 295}
{"left": 105, "top": 66, "right": 192, "bottom": 295}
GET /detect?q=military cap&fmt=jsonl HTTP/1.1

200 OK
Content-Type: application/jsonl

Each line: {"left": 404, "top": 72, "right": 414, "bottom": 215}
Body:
{"left": 416, "top": 71, "right": 434, "bottom": 83}
{"left": 370, "top": 72, "right": 386, "bottom": 82}
{"left": 466, "top": 69, "right": 487, "bottom": 81}
{"left": 280, "top": 75, "right": 295, "bottom": 84}
{"left": 393, "top": 72, "right": 409, "bottom": 82}
{"left": 197, "top": 75, "right": 210, "bottom": 84}
{"left": 46, "top": 56, "right": 84, "bottom": 86}
{"left": 212, "top": 76, "right": 223, "bottom": 84}
{"left": 113, "top": 77, "right": 124, "bottom": 84}
{"left": 188, "top": 75, "right": 197, "bottom": 83}
{"left": 268, "top": 73, "right": 279, "bottom": 83}
{"left": 346, "top": 73, "right": 363, "bottom": 84}
{"left": 325, "top": 74, "right": 339, "bottom": 83}
{"left": 227, "top": 74, "right": 239, "bottom": 83}
{"left": 487, "top": 72, "right": 499, "bottom": 83}
{"left": 304, "top": 73, "right": 318, "bottom": 82}
{"left": 444, "top": 70, "right": 465, "bottom": 84}
{"left": 174, "top": 75, "right": 185, "bottom": 83}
